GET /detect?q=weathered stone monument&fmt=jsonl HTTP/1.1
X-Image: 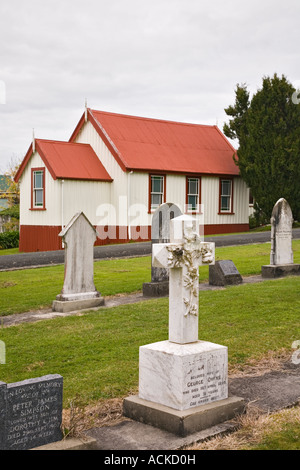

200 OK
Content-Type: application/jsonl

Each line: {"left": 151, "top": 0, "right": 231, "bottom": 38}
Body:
{"left": 52, "top": 212, "right": 104, "bottom": 312}
{"left": 262, "top": 198, "right": 300, "bottom": 278}
{"left": 143, "top": 203, "right": 182, "bottom": 297}
{"left": 124, "top": 214, "right": 245, "bottom": 436}
{"left": 0, "top": 374, "right": 63, "bottom": 450}
{"left": 209, "top": 260, "right": 243, "bottom": 286}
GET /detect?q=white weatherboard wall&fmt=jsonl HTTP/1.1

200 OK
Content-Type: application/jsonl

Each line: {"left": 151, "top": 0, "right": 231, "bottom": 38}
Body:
{"left": 19, "top": 150, "right": 112, "bottom": 228}
{"left": 62, "top": 180, "right": 111, "bottom": 228}
{"left": 74, "top": 121, "right": 128, "bottom": 227}
{"left": 19, "top": 149, "right": 249, "bottom": 232}
{"left": 19, "top": 151, "right": 61, "bottom": 226}
{"left": 202, "top": 176, "right": 249, "bottom": 226}
{"left": 166, "top": 174, "right": 185, "bottom": 213}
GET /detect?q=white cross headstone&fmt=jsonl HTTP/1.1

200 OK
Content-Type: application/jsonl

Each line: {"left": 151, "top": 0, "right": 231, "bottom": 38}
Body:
{"left": 124, "top": 213, "right": 245, "bottom": 432}
{"left": 152, "top": 214, "right": 215, "bottom": 344}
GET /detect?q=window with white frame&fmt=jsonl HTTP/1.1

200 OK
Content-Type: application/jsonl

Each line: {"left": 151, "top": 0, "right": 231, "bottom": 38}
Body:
{"left": 220, "top": 179, "right": 232, "bottom": 213}
{"left": 187, "top": 177, "right": 200, "bottom": 212}
{"left": 150, "top": 175, "right": 165, "bottom": 211}
{"left": 32, "top": 169, "right": 45, "bottom": 208}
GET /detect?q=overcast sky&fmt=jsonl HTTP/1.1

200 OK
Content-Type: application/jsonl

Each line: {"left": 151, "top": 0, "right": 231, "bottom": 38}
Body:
{"left": 0, "top": 0, "right": 299, "bottom": 172}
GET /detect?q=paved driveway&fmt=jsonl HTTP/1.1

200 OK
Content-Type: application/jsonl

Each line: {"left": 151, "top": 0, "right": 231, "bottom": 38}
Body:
{"left": 1, "top": 228, "right": 300, "bottom": 271}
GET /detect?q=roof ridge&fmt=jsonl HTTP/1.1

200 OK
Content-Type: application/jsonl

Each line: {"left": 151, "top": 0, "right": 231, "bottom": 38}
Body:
{"left": 36, "top": 138, "right": 90, "bottom": 146}
{"left": 91, "top": 109, "right": 217, "bottom": 129}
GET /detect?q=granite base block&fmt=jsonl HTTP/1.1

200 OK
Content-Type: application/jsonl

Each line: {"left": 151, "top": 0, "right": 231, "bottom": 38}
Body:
{"left": 261, "top": 264, "right": 300, "bottom": 278}
{"left": 52, "top": 297, "right": 104, "bottom": 313}
{"left": 142, "top": 281, "right": 169, "bottom": 297}
{"left": 123, "top": 395, "right": 245, "bottom": 437}
{"left": 139, "top": 340, "right": 228, "bottom": 411}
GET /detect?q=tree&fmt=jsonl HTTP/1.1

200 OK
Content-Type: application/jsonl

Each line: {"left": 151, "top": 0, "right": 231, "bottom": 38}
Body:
{"left": 0, "top": 158, "right": 20, "bottom": 208}
{"left": 223, "top": 74, "right": 300, "bottom": 221}
{"left": 0, "top": 158, "right": 21, "bottom": 231}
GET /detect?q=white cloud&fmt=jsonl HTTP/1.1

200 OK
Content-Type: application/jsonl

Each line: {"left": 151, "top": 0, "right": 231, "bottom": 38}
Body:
{"left": 0, "top": 0, "right": 300, "bottom": 170}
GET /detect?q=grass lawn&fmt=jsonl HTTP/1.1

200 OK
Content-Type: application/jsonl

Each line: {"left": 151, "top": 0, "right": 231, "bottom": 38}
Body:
{"left": 0, "top": 276, "right": 299, "bottom": 407}
{"left": 0, "top": 239, "right": 299, "bottom": 316}
{"left": 0, "top": 240, "right": 299, "bottom": 449}
{"left": 0, "top": 247, "right": 20, "bottom": 256}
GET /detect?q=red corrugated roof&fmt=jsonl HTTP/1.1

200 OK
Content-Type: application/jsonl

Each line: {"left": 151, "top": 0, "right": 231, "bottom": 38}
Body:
{"left": 71, "top": 109, "right": 238, "bottom": 175}
{"left": 15, "top": 139, "right": 112, "bottom": 182}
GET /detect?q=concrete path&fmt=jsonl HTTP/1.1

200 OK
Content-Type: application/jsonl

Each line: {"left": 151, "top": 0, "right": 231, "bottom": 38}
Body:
{"left": 1, "top": 228, "right": 300, "bottom": 271}
{"left": 84, "top": 358, "right": 300, "bottom": 450}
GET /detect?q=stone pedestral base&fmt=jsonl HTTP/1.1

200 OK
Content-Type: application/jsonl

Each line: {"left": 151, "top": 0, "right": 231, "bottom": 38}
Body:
{"left": 261, "top": 264, "right": 300, "bottom": 278}
{"left": 123, "top": 395, "right": 245, "bottom": 437}
{"left": 123, "top": 340, "right": 245, "bottom": 436}
{"left": 142, "top": 281, "right": 169, "bottom": 297}
{"left": 52, "top": 292, "right": 104, "bottom": 313}
{"left": 138, "top": 340, "right": 228, "bottom": 411}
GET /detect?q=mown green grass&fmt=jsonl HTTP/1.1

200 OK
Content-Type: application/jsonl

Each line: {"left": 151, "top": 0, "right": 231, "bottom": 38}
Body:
{"left": 0, "top": 240, "right": 299, "bottom": 316}
{"left": 0, "top": 241, "right": 300, "bottom": 449}
{"left": 251, "top": 421, "right": 300, "bottom": 450}
{"left": 0, "top": 276, "right": 299, "bottom": 407}
{"left": 0, "top": 247, "right": 20, "bottom": 256}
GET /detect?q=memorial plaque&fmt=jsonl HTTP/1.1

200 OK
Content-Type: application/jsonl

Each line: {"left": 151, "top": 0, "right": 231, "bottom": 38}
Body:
{"left": 209, "top": 260, "right": 243, "bottom": 286}
{"left": 1, "top": 374, "right": 63, "bottom": 450}
{"left": 0, "top": 382, "right": 7, "bottom": 450}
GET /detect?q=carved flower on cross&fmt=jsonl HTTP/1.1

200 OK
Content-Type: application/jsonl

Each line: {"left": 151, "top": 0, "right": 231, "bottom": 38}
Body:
{"left": 166, "top": 228, "right": 214, "bottom": 318}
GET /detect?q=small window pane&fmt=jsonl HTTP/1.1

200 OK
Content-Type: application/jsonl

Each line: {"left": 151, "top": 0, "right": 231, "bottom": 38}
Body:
{"left": 152, "top": 176, "right": 163, "bottom": 193}
{"left": 35, "top": 189, "right": 43, "bottom": 206}
{"left": 221, "top": 196, "right": 230, "bottom": 212}
{"left": 188, "top": 179, "right": 198, "bottom": 195}
{"left": 34, "top": 172, "right": 43, "bottom": 189}
{"left": 151, "top": 193, "right": 162, "bottom": 207}
{"left": 221, "top": 180, "right": 231, "bottom": 196}
{"left": 188, "top": 195, "right": 197, "bottom": 211}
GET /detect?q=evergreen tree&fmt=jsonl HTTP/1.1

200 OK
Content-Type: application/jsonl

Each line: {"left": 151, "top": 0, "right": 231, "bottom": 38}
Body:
{"left": 223, "top": 74, "right": 300, "bottom": 221}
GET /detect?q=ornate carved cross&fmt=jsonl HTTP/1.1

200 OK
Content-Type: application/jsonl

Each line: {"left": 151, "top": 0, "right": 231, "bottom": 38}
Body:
{"left": 152, "top": 215, "right": 215, "bottom": 344}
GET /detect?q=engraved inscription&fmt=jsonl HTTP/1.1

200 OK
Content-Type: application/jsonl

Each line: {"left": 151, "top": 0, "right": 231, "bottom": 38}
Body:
{"left": 183, "top": 352, "right": 227, "bottom": 408}
{"left": 2, "top": 375, "right": 63, "bottom": 451}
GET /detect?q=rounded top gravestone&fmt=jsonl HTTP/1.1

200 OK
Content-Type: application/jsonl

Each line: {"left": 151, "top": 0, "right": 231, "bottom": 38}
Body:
{"left": 270, "top": 198, "right": 293, "bottom": 265}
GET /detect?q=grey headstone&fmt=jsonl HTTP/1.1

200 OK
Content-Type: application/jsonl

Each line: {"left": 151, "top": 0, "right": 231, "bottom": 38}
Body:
{"left": 53, "top": 212, "right": 104, "bottom": 311}
{"left": 209, "top": 260, "right": 243, "bottom": 286}
{"left": 270, "top": 198, "right": 293, "bottom": 265}
{"left": 0, "top": 382, "right": 7, "bottom": 450}
{"left": 58, "top": 212, "right": 100, "bottom": 300}
{"left": 2, "top": 374, "right": 63, "bottom": 450}
{"left": 151, "top": 203, "right": 182, "bottom": 282}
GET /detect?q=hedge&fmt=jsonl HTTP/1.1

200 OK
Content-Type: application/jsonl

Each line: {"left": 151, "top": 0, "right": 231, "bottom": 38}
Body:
{"left": 0, "top": 231, "right": 19, "bottom": 249}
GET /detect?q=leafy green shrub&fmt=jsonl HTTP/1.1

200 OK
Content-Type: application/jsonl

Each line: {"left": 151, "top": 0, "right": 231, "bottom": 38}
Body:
{"left": 0, "top": 230, "right": 19, "bottom": 249}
